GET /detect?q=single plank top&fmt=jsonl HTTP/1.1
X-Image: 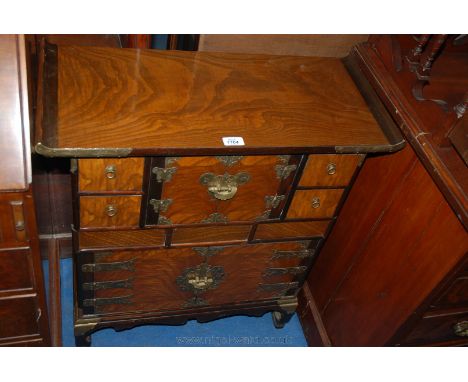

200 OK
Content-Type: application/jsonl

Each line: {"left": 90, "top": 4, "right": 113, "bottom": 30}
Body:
{"left": 37, "top": 45, "right": 395, "bottom": 156}
{"left": 0, "top": 35, "right": 30, "bottom": 191}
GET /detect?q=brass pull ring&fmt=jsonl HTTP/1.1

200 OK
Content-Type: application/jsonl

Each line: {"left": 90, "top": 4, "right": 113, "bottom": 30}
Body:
{"left": 105, "top": 204, "right": 117, "bottom": 217}
{"left": 311, "top": 197, "right": 321, "bottom": 209}
{"left": 327, "top": 162, "right": 337, "bottom": 175}
{"left": 105, "top": 165, "right": 117, "bottom": 179}
{"left": 200, "top": 172, "right": 250, "bottom": 201}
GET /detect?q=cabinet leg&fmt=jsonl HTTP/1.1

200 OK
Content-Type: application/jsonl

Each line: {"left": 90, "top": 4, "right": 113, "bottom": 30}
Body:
{"left": 75, "top": 334, "right": 92, "bottom": 347}
{"left": 272, "top": 310, "right": 294, "bottom": 329}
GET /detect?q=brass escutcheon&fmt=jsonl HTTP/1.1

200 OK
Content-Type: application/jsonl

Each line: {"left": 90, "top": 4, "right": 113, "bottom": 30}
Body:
{"left": 105, "top": 204, "right": 117, "bottom": 217}
{"left": 311, "top": 197, "right": 321, "bottom": 209}
{"left": 327, "top": 162, "right": 337, "bottom": 175}
{"left": 200, "top": 172, "right": 250, "bottom": 200}
{"left": 104, "top": 164, "right": 117, "bottom": 179}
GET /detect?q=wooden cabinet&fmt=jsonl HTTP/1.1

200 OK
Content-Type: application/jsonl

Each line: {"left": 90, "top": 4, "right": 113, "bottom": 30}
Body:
{"left": 297, "top": 37, "right": 468, "bottom": 347}
{"left": 34, "top": 41, "right": 402, "bottom": 345}
{"left": 0, "top": 35, "right": 50, "bottom": 346}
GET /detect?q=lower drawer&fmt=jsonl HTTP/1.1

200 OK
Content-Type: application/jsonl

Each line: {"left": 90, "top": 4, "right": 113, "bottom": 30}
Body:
{"left": 0, "top": 249, "right": 34, "bottom": 292}
{"left": 0, "top": 296, "right": 40, "bottom": 340}
{"left": 399, "top": 311, "right": 468, "bottom": 346}
{"left": 77, "top": 240, "right": 318, "bottom": 316}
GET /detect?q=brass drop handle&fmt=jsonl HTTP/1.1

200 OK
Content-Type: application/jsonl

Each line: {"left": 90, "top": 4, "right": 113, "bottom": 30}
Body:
{"left": 311, "top": 197, "right": 321, "bottom": 209}
{"left": 327, "top": 162, "right": 337, "bottom": 175}
{"left": 15, "top": 221, "right": 25, "bottom": 231}
{"left": 453, "top": 321, "right": 468, "bottom": 337}
{"left": 105, "top": 165, "right": 117, "bottom": 179}
{"left": 200, "top": 172, "right": 250, "bottom": 201}
{"left": 105, "top": 204, "right": 118, "bottom": 217}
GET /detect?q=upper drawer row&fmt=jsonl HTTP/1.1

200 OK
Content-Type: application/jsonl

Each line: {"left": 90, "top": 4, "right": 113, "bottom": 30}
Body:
{"left": 78, "top": 154, "right": 362, "bottom": 193}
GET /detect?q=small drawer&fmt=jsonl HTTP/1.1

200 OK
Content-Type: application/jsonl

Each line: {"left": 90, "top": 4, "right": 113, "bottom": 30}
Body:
{"left": 254, "top": 221, "right": 330, "bottom": 240}
{"left": 299, "top": 154, "right": 363, "bottom": 187}
{"left": 171, "top": 225, "right": 251, "bottom": 245}
{"left": 400, "top": 312, "right": 468, "bottom": 346}
{"left": 79, "top": 229, "right": 166, "bottom": 250}
{"left": 80, "top": 196, "right": 141, "bottom": 228}
{"left": 0, "top": 297, "right": 39, "bottom": 339}
{"left": 0, "top": 249, "right": 33, "bottom": 292}
{"left": 78, "top": 158, "right": 145, "bottom": 192}
{"left": 287, "top": 189, "right": 344, "bottom": 219}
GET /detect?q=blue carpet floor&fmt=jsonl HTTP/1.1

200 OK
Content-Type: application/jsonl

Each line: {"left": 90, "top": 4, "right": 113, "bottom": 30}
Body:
{"left": 43, "top": 259, "right": 307, "bottom": 347}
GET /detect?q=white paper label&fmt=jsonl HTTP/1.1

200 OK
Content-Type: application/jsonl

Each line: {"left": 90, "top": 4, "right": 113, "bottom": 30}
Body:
{"left": 222, "top": 137, "right": 245, "bottom": 146}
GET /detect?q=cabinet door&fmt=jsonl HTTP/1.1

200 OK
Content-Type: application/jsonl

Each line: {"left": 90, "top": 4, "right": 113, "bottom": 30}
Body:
{"left": 77, "top": 241, "right": 315, "bottom": 315}
{"left": 145, "top": 155, "right": 298, "bottom": 225}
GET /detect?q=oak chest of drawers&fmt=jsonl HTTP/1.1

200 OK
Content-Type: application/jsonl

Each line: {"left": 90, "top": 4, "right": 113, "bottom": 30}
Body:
{"left": 34, "top": 41, "right": 403, "bottom": 345}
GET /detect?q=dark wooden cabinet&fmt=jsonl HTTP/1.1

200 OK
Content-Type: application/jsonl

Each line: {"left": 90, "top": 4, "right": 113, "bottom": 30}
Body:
{"left": 0, "top": 35, "right": 50, "bottom": 346}
{"left": 298, "top": 36, "right": 468, "bottom": 347}
{"left": 34, "top": 40, "right": 402, "bottom": 345}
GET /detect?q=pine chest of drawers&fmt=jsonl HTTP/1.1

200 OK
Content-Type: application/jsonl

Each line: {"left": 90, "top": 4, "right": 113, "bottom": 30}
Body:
{"left": 34, "top": 42, "right": 403, "bottom": 345}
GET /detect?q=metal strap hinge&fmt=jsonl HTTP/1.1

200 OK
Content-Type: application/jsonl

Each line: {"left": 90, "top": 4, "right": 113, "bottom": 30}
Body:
{"left": 81, "top": 259, "right": 135, "bottom": 273}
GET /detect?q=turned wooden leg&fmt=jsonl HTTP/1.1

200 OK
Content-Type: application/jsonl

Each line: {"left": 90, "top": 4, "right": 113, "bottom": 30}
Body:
{"left": 75, "top": 334, "right": 92, "bottom": 347}
{"left": 272, "top": 310, "right": 295, "bottom": 329}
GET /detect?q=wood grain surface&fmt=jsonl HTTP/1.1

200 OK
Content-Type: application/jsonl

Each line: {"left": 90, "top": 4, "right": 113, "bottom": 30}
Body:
{"left": 171, "top": 225, "right": 251, "bottom": 245}
{"left": 86, "top": 241, "right": 305, "bottom": 314}
{"left": 0, "top": 35, "right": 30, "bottom": 191}
{"left": 41, "top": 46, "right": 388, "bottom": 152}
{"left": 198, "top": 35, "right": 369, "bottom": 58}
{"left": 306, "top": 145, "right": 468, "bottom": 346}
{"left": 78, "top": 158, "right": 144, "bottom": 192}
{"left": 0, "top": 249, "right": 33, "bottom": 291}
{"left": 254, "top": 220, "right": 331, "bottom": 240}
{"left": 299, "top": 154, "right": 363, "bottom": 187}
{"left": 159, "top": 156, "right": 284, "bottom": 224}
{"left": 79, "top": 229, "right": 166, "bottom": 249}
{"left": 287, "top": 189, "right": 344, "bottom": 219}
{"left": 0, "top": 193, "right": 29, "bottom": 248}
{"left": 79, "top": 195, "right": 142, "bottom": 228}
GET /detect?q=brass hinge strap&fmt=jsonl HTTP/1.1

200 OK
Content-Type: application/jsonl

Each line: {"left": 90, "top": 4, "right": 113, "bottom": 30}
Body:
{"left": 275, "top": 164, "right": 297, "bottom": 180}
{"left": 152, "top": 166, "right": 177, "bottom": 182}
{"left": 263, "top": 266, "right": 307, "bottom": 277}
{"left": 82, "top": 278, "right": 134, "bottom": 291}
{"left": 271, "top": 249, "right": 315, "bottom": 260}
{"left": 83, "top": 295, "right": 133, "bottom": 307}
{"left": 81, "top": 259, "right": 135, "bottom": 273}
{"left": 265, "top": 194, "right": 286, "bottom": 209}
{"left": 149, "top": 198, "right": 173, "bottom": 213}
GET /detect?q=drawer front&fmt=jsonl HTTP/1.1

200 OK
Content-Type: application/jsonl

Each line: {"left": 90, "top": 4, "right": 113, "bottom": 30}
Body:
{"left": 0, "top": 249, "right": 33, "bottom": 292}
{"left": 0, "top": 297, "right": 40, "bottom": 339}
{"left": 78, "top": 158, "right": 145, "bottom": 192}
{"left": 79, "top": 229, "right": 166, "bottom": 250}
{"left": 80, "top": 196, "right": 142, "bottom": 228}
{"left": 0, "top": 195, "right": 28, "bottom": 248}
{"left": 146, "top": 155, "right": 297, "bottom": 225}
{"left": 299, "top": 154, "right": 363, "bottom": 187}
{"left": 400, "top": 312, "right": 468, "bottom": 346}
{"left": 77, "top": 241, "right": 316, "bottom": 315}
{"left": 172, "top": 225, "right": 251, "bottom": 245}
{"left": 254, "top": 221, "right": 330, "bottom": 241}
{"left": 287, "top": 189, "right": 344, "bottom": 219}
